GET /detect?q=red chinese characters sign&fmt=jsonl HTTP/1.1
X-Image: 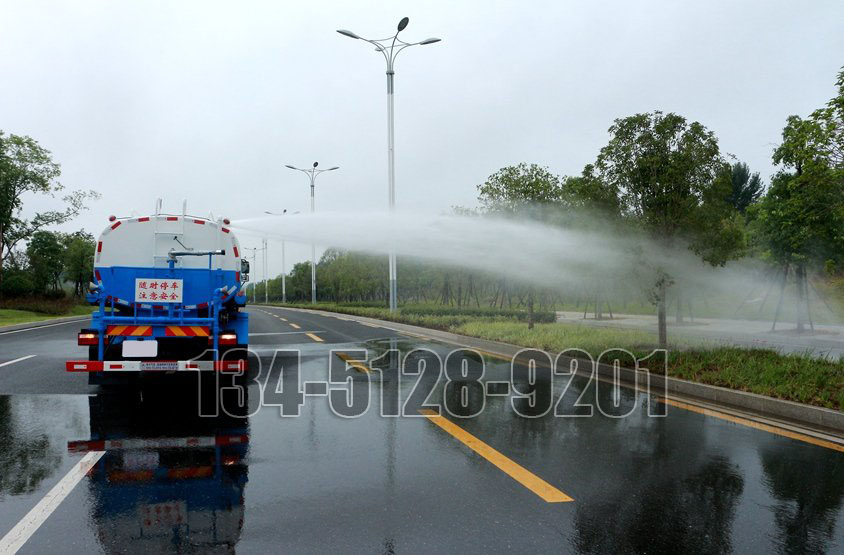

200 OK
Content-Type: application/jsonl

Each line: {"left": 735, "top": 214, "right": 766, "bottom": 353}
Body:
{"left": 135, "top": 279, "right": 183, "bottom": 303}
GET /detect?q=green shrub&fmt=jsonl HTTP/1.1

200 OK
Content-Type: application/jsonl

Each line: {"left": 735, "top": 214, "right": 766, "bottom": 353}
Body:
{"left": 0, "top": 274, "right": 34, "bottom": 298}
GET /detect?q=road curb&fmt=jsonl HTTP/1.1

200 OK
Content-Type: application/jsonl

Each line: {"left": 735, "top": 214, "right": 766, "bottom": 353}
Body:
{"left": 263, "top": 305, "right": 844, "bottom": 437}
{"left": 0, "top": 315, "right": 89, "bottom": 334}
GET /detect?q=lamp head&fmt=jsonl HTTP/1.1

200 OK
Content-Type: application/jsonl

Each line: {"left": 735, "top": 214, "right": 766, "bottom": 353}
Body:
{"left": 419, "top": 38, "right": 441, "bottom": 45}
{"left": 397, "top": 17, "right": 409, "bottom": 32}
{"left": 337, "top": 29, "right": 360, "bottom": 40}
{"left": 313, "top": 162, "right": 319, "bottom": 168}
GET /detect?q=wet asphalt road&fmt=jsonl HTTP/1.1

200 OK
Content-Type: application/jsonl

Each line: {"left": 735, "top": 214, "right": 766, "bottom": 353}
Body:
{"left": 1, "top": 306, "right": 844, "bottom": 554}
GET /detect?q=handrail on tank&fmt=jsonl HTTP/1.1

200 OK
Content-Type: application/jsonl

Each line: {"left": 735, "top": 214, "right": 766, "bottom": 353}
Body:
{"left": 90, "top": 261, "right": 232, "bottom": 361}
{"left": 167, "top": 249, "right": 226, "bottom": 259}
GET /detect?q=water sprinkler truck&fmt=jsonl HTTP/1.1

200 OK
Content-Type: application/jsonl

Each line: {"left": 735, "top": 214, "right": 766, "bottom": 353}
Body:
{"left": 67, "top": 203, "right": 251, "bottom": 385}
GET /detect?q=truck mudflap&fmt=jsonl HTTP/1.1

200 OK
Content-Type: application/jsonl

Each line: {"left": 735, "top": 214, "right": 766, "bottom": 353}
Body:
{"left": 66, "top": 359, "right": 247, "bottom": 372}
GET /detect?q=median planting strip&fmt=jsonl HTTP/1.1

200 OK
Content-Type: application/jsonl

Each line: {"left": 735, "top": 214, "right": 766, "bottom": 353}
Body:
{"left": 266, "top": 304, "right": 844, "bottom": 439}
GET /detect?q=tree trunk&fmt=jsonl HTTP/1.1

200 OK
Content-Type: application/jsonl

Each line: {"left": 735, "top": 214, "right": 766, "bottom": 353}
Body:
{"left": 795, "top": 264, "right": 807, "bottom": 333}
{"left": 675, "top": 288, "right": 684, "bottom": 324}
{"left": 805, "top": 271, "right": 814, "bottom": 331}
{"left": 658, "top": 280, "right": 667, "bottom": 348}
{"left": 528, "top": 288, "right": 535, "bottom": 330}
{"left": 771, "top": 265, "right": 789, "bottom": 331}
{"left": 595, "top": 283, "right": 603, "bottom": 320}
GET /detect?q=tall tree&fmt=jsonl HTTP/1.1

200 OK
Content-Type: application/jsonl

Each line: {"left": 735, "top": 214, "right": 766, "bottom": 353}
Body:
{"left": 806, "top": 66, "right": 844, "bottom": 168}
{"left": 0, "top": 131, "right": 98, "bottom": 287}
{"left": 591, "top": 111, "right": 743, "bottom": 346}
{"left": 63, "top": 230, "right": 96, "bottom": 297}
{"left": 727, "top": 161, "right": 764, "bottom": 213}
{"left": 754, "top": 69, "right": 844, "bottom": 330}
{"left": 476, "top": 163, "right": 564, "bottom": 214}
{"left": 26, "top": 231, "right": 65, "bottom": 293}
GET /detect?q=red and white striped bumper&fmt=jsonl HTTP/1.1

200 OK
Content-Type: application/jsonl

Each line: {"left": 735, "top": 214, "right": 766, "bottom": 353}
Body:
{"left": 68, "top": 434, "right": 249, "bottom": 453}
{"left": 65, "top": 359, "right": 247, "bottom": 372}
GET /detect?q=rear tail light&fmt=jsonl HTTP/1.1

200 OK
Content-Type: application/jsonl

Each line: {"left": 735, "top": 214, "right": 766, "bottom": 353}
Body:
{"left": 219, "top": 332, "right": 238, "bottom": 346}
{"left": 78, "top": 332, "right": 98, "bottom": 346}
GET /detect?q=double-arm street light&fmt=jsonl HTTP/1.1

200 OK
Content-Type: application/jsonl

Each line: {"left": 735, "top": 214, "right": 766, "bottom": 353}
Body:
{"left": 337, "top": 17, "right": 441, "bottom": 312}
{"left": 264, "top": 209, "right": 299, "bottom": 304}
{"left": 283, "top": 163, "right": 339, "bottom": 304}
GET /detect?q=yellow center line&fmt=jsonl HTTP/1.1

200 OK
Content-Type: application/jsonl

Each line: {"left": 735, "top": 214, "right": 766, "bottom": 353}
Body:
{"left": 661, "top": 398, "right": 844, "bottom": 453}
{"left": 336, "top": 353, "right": 371, "bottom": 374}
{"left": 473, "top": 348, "right": 513, "bottom": 363}
{"left": 289, "top": 323, "right": 300, "bottom": 329}
{"left": 305, "top": 332, "right": 324, "bottom": 343}
{"left": 419, "top": 409, "right": 573, "bottom": 503}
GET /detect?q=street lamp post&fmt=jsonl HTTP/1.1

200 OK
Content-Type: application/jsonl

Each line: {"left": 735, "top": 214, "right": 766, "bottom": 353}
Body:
{"left": 338, "top": 18, "right": 441, "bottom": 312}
{"left": 284, "top": 163, "right": 339, "bottom": 304}
{"left": 262, "top": 237, "right": 268, "bottom": 304}
{"left": 244, "top": 246, "right": 264, "bottom": 301}
{"left": 265, "top": 209, "right": 298, "bottom": 304}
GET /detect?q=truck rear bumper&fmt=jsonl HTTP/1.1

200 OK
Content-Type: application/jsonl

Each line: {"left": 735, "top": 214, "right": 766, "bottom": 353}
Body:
{"left": 66, "top": 360, "right": 247, "bottom": 372}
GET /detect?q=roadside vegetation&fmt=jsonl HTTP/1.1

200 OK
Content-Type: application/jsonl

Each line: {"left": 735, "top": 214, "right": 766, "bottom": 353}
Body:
{"left": 0, "top": 131, "right": 98, "bottom": 327}
{"left": 255, "top": 68, "right": 844, "bottom": 410}
{"left": 252, "top": 67, "right": 844, "bottom": 342}
{"left": 275, "top": 301, "right": 844, "bottom": 410}
{"left": 0, "top": 305, "right": 93, "bottom": 327}
{"left": 2, "top": 64, "right": 843, "bottom": 409}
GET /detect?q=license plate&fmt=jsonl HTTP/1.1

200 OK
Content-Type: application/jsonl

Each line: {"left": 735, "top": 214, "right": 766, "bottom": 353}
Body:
{"left": 122, "top": 340, "right": 158, "bottom": 358}
{"left": 140, "top": 360, "right": 178, "bottom": 371}
{"left": 140, "top": 501, "right": 186, "bottom": 531}
{"left": 124, "top": 451, "right": 160, "bottom": 470}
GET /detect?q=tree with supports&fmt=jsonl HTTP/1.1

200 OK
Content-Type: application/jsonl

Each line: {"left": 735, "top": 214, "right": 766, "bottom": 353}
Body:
{"left": 753, "top": 68, "right": 844, "bottom": 331}
{"left": 590, "top": 112, "right": 744, "bottom": 347}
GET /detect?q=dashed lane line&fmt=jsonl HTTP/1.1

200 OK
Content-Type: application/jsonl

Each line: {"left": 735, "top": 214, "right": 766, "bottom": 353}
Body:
{"left": 419, "top": 409, "right": 573, "bottom": 503}
{"left": 289, "top": 323, "right": 301, "bottom": 330}
{"left": 305, "top": 332, "right": 324, "bottom": 343}
{"left": 336, "top": 352, "right": 371, "bottom": 374}
{"left": 0, "top": 355, "right": 36, "bottom": 368}
{"left": 249, "top": 331, "right": 323, "bottom": 336}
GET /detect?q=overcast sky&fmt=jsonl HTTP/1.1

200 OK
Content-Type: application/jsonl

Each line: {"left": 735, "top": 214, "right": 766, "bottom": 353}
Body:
{"left": 2, "top": 0, "right": 843, "bottom": 275}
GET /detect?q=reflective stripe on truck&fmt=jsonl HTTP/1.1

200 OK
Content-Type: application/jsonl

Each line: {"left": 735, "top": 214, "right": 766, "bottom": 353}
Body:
{"left": 165, "top": 326, "right": 211, "bottom": 337}
{"left": 106, "top": 325, "right": 152, "bottom": 336}
{"left": 65, "top": 360, "right": 247, "bottom": 372}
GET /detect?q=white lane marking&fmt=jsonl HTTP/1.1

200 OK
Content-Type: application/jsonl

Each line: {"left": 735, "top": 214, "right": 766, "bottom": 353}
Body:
{"left": 0, "top": 355, "right": 36, "bottom": 368}
{"left": 0, "top": 319, "right": 85, "bottom": 336}
{"left": 0, "top": 451, "right": 104, "bottom": 554}
{"left": 248, "top": 331, "right": 323, "bottom": 336}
